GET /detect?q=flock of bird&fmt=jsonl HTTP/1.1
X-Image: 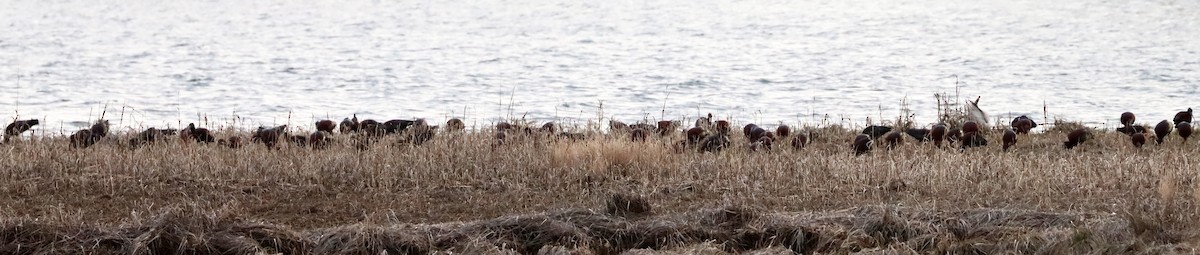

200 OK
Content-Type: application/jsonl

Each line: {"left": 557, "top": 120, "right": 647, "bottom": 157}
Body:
{"left": 0, "top": 107, "right": 1194, "bottom": 155}
{"left": 843, "top": 107, "right": 1193, "bottom": 155}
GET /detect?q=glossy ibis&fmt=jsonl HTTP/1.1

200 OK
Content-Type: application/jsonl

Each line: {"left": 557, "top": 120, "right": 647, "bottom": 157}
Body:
{"left": 853, "top": 134, "right": 872, "bottom": 156}
{"left": 446, "top": 118, "right": 466, "bottom": 131}
{"left": 931, "top": 124, "right": 947, "bottom": 148}
{"left": 1154, "top": 120, "right": 1172, "bottom": 144}
{"left": 1131, "top": 132, "right": 1146, "bottom": 148}
{"left": 1011, "top": 116, "right": 1037, "bottom": 134}
{"left": 1175, "top": 108, "right": 1193, "bottom": 125}
{"left": 775, "top": 125, "right": 791, "bottom": 138}
{"left": 1178, "top": 122, "right": 1193, "bottom": 142}
{"left": 884, "top": 131, "right": 903, "bottom": 150}
{"left": 3, "top": 119, "right": 38, "bottom": 142}
{"left": 1002, "top": 129, "right": 1017, "bottom": 152}
{"left": 315, "top": 120, "right": 336, "bottom": 133}
{"left": 862, "top": 125, "right": 892, "bottom": 139}
{"left": 1063, "top": 128, "right": 1091, "bottom": 149}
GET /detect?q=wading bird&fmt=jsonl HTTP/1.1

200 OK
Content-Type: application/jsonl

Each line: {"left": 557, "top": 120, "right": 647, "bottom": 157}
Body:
{"left": 3, "top": 119, "right": 38, "bottom": 142}
{"left": 1131, "top": 132, "right": 1146, "bottom": 148}
{"left": 1011, "top": 116, "right": 1036, "bottom": 134}
{"left": 853, "top": 134, "right": 872, "bottom": 156}
{"left": 699, "top": 120, "right": 732, "bottom": 152}
{"left": 1063, "top": 128, "right": 1091, "bottom": 149}
{"left": 931, "top": 124, "right": 948, "bottom": 148}
{"left": 1175, "top": 108, "right": 1193, "bottom": 125}
{"left": 884, "top": 132, "right": 903, "bottom": 150}
{"left": 252, "top": 125, "right": 288, "bottom": 149}
{"left": 1154, "top": 120, "right": 1172, "bottom": 144}
{"left": 446, "top": 118, "right": 465, "bottom": 131}
{"left": 180, "top": 123, "right": 216, "bottom": 143}
{"left": 862, "top": 125, "right": 891, "bottom": 139}
{"left": 1002, "top": 129, "right": 1017, "bottom": 152}
{"left": 905, "top": 128, "right": 930, "bottom": 142}
{"left": 316, "top": 120, "right": 336, "bottom": 133}
{"left": 339, "top": 114, "right": 359, "bottom": 133}
{"left": 791, "top": 133, "right": 808, "bottom": 149}
{"left": 775, "top": 125, "right": 791, "bottom": 138}
{"left": 309, "top": 131, "right": 331, "bottom": 149}
{"left": 1178, "top": 122, "right": 1193, "bottom": 142}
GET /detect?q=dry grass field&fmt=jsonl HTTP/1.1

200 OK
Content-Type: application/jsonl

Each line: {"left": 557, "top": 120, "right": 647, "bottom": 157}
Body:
{"left": 1, "top": 119, "right": 1198, "bottom": 254}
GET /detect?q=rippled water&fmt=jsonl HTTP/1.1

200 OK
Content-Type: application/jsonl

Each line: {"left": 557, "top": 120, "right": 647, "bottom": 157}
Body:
{"left": 1, "top": 0, "right": 1197, "bottom": 134}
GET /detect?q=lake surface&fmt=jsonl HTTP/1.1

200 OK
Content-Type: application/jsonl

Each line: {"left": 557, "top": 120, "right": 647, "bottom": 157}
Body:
{"left": 1, "top": 0, "right": 1197, "bottom": 134}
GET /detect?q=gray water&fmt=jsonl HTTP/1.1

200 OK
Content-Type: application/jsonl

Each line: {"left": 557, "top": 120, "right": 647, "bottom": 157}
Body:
{"left": 1, "top": 0, "right": 1198, "bottom": 134}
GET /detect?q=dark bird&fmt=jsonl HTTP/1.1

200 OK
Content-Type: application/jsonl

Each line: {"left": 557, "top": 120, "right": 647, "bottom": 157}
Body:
{"left": 775, "top": 125, "right": 791, "bottom": 138}
{"left": 1175, "top": 108, "right": 1193, "bottom": 125}
{"left": 382, "top": 119, "right": 415, "bottom": 134}
{"left": 496, "top": 122, "right": 514, "bottom": 132}
{"left": 862, "top": 125, "right": 892, "bottom": 139}
{"left": 4, "top": 119, "right": 38, "bottom": 142}
{"left": 700, "top": 121, "right": 732, "bottom": 152}
{"left": 685, "top": 127, "right": 706, "bottom": 144}
{"left": 139, "top": 127, "right": 176, "bottom": 142}
{"left": 931, "top": 124, "right": 947, "bottom": 148}
{"left": 1120, "top": 112, "right": 1136, "bottom": 127}
{"left": 946, "top": 128, "right": 962, "bottom": 143}
{"left": 1154, "top": 120, "right": 1172, "bottom": 144}
{"left": 359, "top": 119, "right": 384, "bottom": 135}
{"left": 446, "top": 118, "right": 466, "bottom": 131}
{"left": 70, "top": 119, "right": 110, "bottom": 148}
{"left": 315, "top": 120, "right": 336, "bottom": 133}
{"left": 698, "top": 133, "right": 730, "bottom": 153}
{"left": 750, "top": 136, "right": 773, "bottom": 151}
{"left": 962, "top": 121, "right": 981, "bottom": 134}
{"left": 1063, "top": 128, "right": 1091, "bottom": 149}
{"left": 401, "top": 119, "right": 437, "bottom": 145}
{"left": 742, "top": 124, "right": 758, "bottom": 138}
{"left": 609, "top": 120, "right": 629, "bottom": 133}
{"left": 960, "top": 131, "right": 987, "bottom": 150}
{"left": 853, "top": 134, "right": 872, "bottom": 156}
{"left": 1002, "top": 129, "right": 1017, "bottom": 152}
{"left": 180, "top": 123, "right": 216, "bottom": 143}
{"left": 1178, "top": 122, "right": 1193, "bottom": 142}
{"left": 884, "top": 132, "right": 903, "bottom": 150}
{"left": 1131, "top": 132, "right": 1146, "bottom": 148}
{"left": 130, "top": 127, "right": 178, "bottom": 147}
{"left": 90, "top": 120, "right": 110, "bottom": 139}
{"left": 790, "top": 133, "right": 808, "bottom": 149}
{"left": 339, "top": 114, "right": 359, "bottom": 133}
{"left": 1011, "top": 116, "right": 1037, "bottom": 134}
{"left": 630, "top": 128, "right": 650, "bottom": 142}
{"left": 715, "top": 120, "right": 731, "bottom": 134}
{"left": 905, "top": 128, "right": 930, "bottom": 142}
{"left": 696, "top": 114, "right": 710, "bottom": 129}
{"left": 541, "top": 122, "right": 556, "bottom": 134}
{"left": 1116, "top": 125, "right": 1147, "bottom": 135}
{"left": 69, "top": 129, "right": 96, "bottom": 148}
{"left": 656, "top": 120, "right": 676, "bottom": 136}
{"left": 252, "top": 125, "right": 288, "bottom": 149}
{"left": 747, "top": 126, "right": 769, "bottom": 142}
{"left": 629, "top": 123, "right": 656, "bottom": 132}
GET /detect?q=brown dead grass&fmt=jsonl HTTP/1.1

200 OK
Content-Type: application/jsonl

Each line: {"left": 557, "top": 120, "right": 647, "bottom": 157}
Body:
{"left": 1, "top": 123, "right": 1199, "bottom": 254}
